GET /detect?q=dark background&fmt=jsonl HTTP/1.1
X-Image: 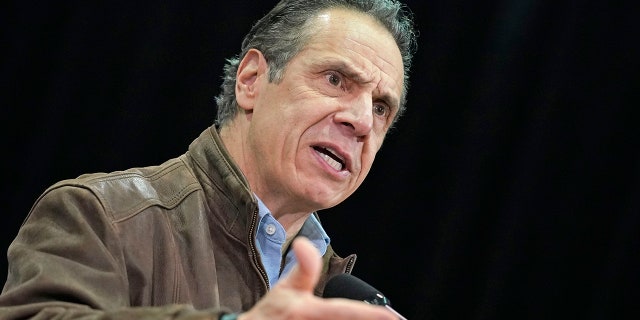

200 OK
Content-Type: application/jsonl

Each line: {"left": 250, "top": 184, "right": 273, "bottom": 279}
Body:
{"left": 2, "top": 1, "right": 638, "bottom": 319}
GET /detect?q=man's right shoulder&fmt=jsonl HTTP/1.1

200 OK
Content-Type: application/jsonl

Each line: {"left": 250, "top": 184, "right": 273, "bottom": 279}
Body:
{"left": 47, "top": 157, "right": 202, "bottom": 221}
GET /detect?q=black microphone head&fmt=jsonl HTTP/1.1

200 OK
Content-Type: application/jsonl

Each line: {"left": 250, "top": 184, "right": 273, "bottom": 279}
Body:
{"left": 323, "top": 273, "right": 392, "bottom": 306}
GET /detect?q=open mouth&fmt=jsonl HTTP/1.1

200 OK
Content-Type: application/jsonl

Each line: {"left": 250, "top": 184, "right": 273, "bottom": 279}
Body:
{"left": 313, "top": 146, "right": 346, "bottom": 171}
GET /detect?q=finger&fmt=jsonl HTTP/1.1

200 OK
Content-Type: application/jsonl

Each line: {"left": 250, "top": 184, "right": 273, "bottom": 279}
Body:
{"left": 277, "top": 236, "right": 321, "bottom": 292}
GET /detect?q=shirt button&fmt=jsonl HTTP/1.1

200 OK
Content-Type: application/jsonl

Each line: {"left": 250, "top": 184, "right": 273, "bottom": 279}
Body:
{"left": 265, "top": 224, "right": 276, "bottom": 235}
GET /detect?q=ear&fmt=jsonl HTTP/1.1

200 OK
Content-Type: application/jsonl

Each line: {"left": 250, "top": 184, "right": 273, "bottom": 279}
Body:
{"left": 236, "top": 49, "right": 268, "bottom": 112}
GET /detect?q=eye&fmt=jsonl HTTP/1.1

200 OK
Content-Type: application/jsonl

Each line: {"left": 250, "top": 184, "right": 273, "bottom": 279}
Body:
{"left": 373, "top": 102, "right": 390, "bottom": 118}
{"left": 325, "top": 72, "right": 342, "bottom": 87}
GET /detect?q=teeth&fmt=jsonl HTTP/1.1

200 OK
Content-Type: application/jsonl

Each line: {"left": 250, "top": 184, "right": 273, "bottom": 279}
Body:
{"left": 313, "top": 146, "right": 346, "bottom": 171}
{"left": 319, "top": 152, "right": 343, "bottom": 171}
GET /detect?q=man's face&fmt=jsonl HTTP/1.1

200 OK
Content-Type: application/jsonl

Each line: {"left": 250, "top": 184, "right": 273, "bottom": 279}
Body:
{"left": 246, "top": 8, "right": 404, "bottom": 213}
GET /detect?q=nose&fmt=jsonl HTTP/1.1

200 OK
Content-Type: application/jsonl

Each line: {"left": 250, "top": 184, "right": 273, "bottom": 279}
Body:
{"left": 334, "top": 94, "right": 374, "bottom": 138}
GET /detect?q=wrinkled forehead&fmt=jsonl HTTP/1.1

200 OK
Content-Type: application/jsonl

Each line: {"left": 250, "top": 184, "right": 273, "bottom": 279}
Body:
{"left": 307, "top": 8, "right": 405, "bottom": 102}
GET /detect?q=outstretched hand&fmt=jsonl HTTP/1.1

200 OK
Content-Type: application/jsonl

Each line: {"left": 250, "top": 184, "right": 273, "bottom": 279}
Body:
{"left": 237, "top": 237, "right": 397, "bottom": 320}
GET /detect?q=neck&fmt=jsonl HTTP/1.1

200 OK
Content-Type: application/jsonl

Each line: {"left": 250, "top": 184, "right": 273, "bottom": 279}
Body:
{"left": 278, "top": 212, "right": 311, "bottom": 237}
{"left": 219, "top": 120, "right": 313, "bottom": 236}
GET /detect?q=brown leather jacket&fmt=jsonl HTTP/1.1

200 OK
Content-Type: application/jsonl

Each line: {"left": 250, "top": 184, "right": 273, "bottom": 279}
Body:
{"left": 0, "top": 126, "right": 356, "bottom": 319}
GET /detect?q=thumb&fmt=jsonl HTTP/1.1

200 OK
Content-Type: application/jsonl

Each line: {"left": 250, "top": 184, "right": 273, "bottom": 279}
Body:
{"left": 277, "top": 236, "right": 322, "bottom": 292}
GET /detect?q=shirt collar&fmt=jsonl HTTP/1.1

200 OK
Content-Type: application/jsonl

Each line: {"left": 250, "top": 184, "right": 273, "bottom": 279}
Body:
{"left": 254, "top": 195, "right": 330, "bottom": 252}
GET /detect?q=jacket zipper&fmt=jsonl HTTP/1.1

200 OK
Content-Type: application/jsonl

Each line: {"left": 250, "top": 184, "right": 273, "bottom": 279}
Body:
{"left": 345, "top": 254, "right": 356, "bottom": 274}
{"left": 248, "top": 207, "right": 270, "bottom": 290}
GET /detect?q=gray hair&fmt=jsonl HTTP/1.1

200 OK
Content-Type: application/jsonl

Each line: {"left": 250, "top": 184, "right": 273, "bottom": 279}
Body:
{"left": 214, "top": 0, "right": 417, "bottom": 128}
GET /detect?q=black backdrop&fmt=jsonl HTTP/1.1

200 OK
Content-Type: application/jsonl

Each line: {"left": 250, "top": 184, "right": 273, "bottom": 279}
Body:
{"left": 2, "top": 1, "right": 638, "bottom": 319}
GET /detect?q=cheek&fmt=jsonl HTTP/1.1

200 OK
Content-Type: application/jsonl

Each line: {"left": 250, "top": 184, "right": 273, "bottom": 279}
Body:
{"left": 359, "top": 138, "right": 385, "bottom": 172}
{"left": 363, "top": 136, "right": 385, "bottom": 158}
{"left": 358, "top": 145, "right": 379, "bottom": 174}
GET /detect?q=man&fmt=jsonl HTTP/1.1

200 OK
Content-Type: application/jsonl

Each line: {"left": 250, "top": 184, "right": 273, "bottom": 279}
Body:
{"left": 0, "top": 0, "right": 417, "bottom": 319}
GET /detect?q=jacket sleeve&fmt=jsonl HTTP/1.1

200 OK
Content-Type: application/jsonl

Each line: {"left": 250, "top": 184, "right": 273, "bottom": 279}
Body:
{"left": 0, "top": 184, "right": 229, "bottom": 320}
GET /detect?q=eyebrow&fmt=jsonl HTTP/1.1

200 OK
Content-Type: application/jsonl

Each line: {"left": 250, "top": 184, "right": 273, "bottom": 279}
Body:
{"left": 328, "top": 60, "right": 401, "bottom": 111}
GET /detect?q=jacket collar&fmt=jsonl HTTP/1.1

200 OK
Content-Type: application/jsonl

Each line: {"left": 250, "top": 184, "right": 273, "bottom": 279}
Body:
{"left": 186, "top": 125, "right": 257, "bottom": 240}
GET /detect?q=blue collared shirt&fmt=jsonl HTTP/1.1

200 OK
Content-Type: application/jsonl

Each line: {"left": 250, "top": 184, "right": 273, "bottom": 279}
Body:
{"left": 254, "top": 195, "right": 330, "bottom": 287}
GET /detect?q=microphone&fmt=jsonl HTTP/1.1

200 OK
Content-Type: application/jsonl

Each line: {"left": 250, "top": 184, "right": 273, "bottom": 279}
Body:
{"left": 323, "top": 273, "right": 408, "bottom": 320}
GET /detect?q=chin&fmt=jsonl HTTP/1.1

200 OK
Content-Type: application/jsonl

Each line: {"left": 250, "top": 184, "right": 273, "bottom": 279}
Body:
{"left": 306, "top": 191, "right": 348, "bottom": 210}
